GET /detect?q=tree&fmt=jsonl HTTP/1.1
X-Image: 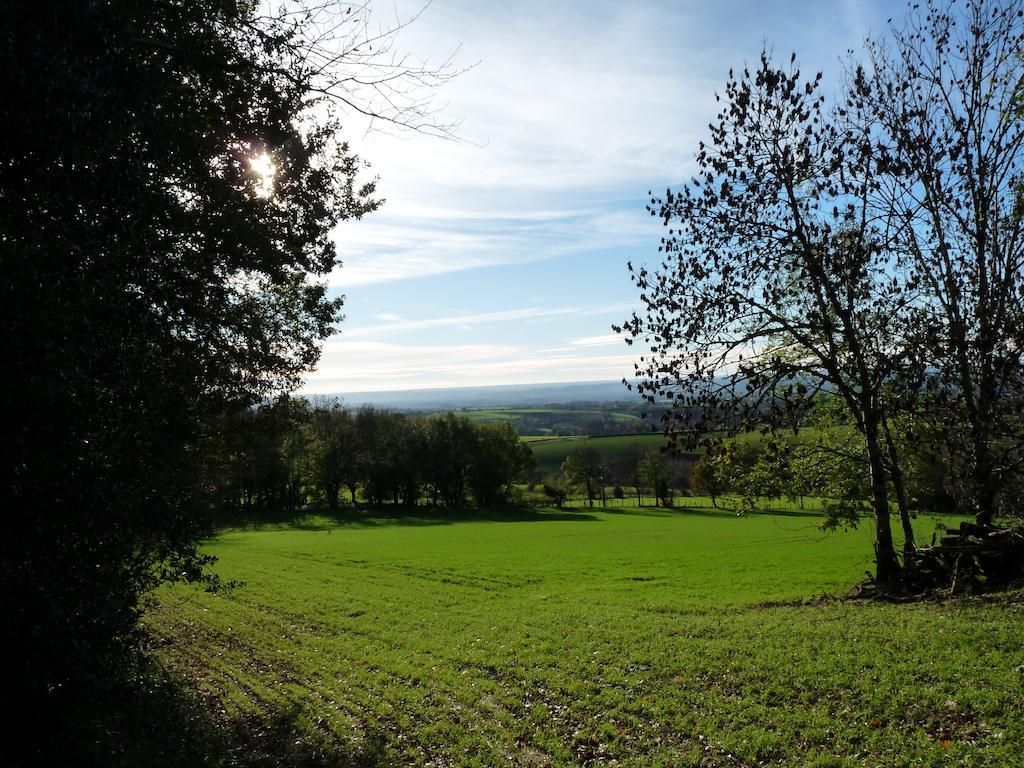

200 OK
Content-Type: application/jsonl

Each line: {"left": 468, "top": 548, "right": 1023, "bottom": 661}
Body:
{"left": 542, "top": 478, "right": 570, "bottom": 508}
{"left": 469, "top": 423, "right": 537, "bottom": 507}
{"left": 0, "top": 0, "right": 463, "bottom": 754}
{"left": 853, "top": 0, "right": 1024, "bottom": 526}
{"left": 354, "top": 407, "right": 404, "bottom": 506}
{"left": 308, "top": 403, "right": 358, "bottom": 511}
{"left": 562, "top": 445, "right": 605, "bottom": 508}
{"left": 394, "top": 415, "right": 429, "bottom": 507}
{"left": 614, "top": 442, "right": 648, "bottom": 506}
{"left": 640, "top": 451, "right": 674, "bottom": 507}
{"left": 617, "top": 32, "right": 937, "bottom": 587}
{"left": 640, "top": 452, "right": 692, "bottom": 507}
{"left": 426, "top": 413, "right": 478, "bottom": 507}
{"left": 689, "top": 451, "right": 724, "bottom": 507}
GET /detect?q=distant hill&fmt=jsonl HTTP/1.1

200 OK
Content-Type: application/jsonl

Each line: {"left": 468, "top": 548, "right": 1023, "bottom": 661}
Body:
{"left": 320, "top": 380, "right": 642, "bottom": 410}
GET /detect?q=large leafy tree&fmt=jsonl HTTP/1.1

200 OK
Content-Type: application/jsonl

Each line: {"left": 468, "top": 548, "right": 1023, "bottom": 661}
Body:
{"left": 620, "top": 0, "right": 1024, "bottom": 588}
{"left": 855, "top": 0, "right": 1024, "bottom": 525}
{"left": 1, "top": 0, "right": 380, "bottom": 728}
{"left": 469, "top": 423, "right": 537, "bottom": 506}
{"left": 426, "top": 413, "right": 479, "bottom": 507}
{"left": 619, "top": 48, "right": 911, "bottom": 586}
{"left": 562, "top": 445, "right": 606, "bottom": 508}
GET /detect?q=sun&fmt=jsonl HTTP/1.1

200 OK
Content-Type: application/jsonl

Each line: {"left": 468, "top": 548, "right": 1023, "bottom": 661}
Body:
{"left": 248, "top": 152, "right": 276, "bottom": 198}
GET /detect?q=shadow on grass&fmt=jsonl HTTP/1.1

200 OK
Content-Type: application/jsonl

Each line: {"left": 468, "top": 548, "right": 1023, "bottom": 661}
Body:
{"left": 593, "top": 503, "right": 824, "bottom": 520}
{"left": 216, "top": 504, "right": 600, "bottom": 532}
{"left": 7, "top": 663, "right": 391, "bottom": 768}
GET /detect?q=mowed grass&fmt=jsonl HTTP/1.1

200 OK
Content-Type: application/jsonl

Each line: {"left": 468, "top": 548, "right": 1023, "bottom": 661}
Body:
{"left": 149, "top": 508, "right": 1024, "bottom": 768}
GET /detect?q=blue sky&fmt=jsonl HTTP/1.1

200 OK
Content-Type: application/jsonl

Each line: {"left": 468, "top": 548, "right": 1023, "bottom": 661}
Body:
{"left": 301, "top": 0, "right": 890, "bottom": 394}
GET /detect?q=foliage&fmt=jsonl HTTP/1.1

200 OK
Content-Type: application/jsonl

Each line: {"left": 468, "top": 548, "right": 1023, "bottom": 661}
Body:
{"left": 618, "top": 0, "right": 1024, "bottom": 586}
{"left": 637, "top": 450, "right": 689, "bottom": 507}
{"left": 211, "top": 404, "right": 538, "bottom": 512}
{"left": 689, "top": 451, "right": 724, "bottom": 507}
{"left": 355, "top": 407, "right": 410, "bottom": 506}
{"left": 1, "top": 0, "right": 379, "bottom": 727}
{"left": 213, "top": 397, "right": 315, "bottom": 514}
{"left": 306, "top": 402, "right": 358, "bottom": 510}
{"left": 470, "top": 423, "right": 537, "bottom": 507}
{"left": 542, "top": 478, "right": 570, "bottom": 508}
{"left": 561, "top": 445, "right": 606, "bottom": 507}
{"left": 455, "top": 406, "right": 652, "bottom": 436}
{"left": 528, "top": 433, "right": 674, "bottom": 476}
{"left": 613, "top": 442, "right": 648, "bottom": 506}
{"left": 618, "top": 41, "right": 910, "bottom": 581}
{"left": 424, "top": 412, "right": 477, "bottom": 507}
{"left": 857, "top": 1, "right": 1024, "bottom": 525}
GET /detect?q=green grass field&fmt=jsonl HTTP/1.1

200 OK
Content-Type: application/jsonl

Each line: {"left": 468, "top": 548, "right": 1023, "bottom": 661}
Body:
{"left": 451, "top": 408, "right": 646, "bottom": 440}
{"left": 149, "top": 507, "right": 1024, "bottom": 767}
{"left": 457, "top": 408, "right": 641, "bottom": 423}
{"left": 527, "top": 432, "right": 680, "bottom": 475}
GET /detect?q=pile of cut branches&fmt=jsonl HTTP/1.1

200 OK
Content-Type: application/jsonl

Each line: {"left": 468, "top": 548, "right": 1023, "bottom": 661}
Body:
{"left": 904, "top": 522, "right": 1024, "bottom": 596}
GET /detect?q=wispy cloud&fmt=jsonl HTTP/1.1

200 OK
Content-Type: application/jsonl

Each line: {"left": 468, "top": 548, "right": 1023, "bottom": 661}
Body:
{"left": 302, "top": 338, "right": 637, "bottom": 393}
{"left": 325, "top": 0, "right": 716, "bottom": 288}
{"left": 570, "top": 333, "right": 622, "bottom": 347}
{"left": 342, "top": 301, "right": 635, "bottom": 338}
{"left": 332, "top": 205, "right": 660, "bottom": 287}
{"left": 301, "top": 0, "right": 888, "bottom": 391}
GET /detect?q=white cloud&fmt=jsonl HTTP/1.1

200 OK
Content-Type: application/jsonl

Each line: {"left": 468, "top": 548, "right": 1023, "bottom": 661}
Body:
{"left": 322, "top": 0, "right": 712, "bottom": 287}
{"left": 316, "top": 0, "right": 892, "bottom": 291}
{"left": 570, "top": 333, "right": 622, "bottom": 347}
{"left": 342, "top": 301, "right": 635, "bottom": 338}
{"left": 301, "top": 338, "right": 637, "bottom": 393}
{"left": 296, "top": 0, "right": 887, "bottom": 392}
{"left": 331, "top": 204, "right": 660, "bottom": 287}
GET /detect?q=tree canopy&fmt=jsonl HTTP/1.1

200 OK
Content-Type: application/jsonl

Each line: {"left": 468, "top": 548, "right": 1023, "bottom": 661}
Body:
{"left": 1, "top": 0, "right": 382, "bottom": 745}
{"left": 618, "top": 0, "right": 1024, "bottom": 589}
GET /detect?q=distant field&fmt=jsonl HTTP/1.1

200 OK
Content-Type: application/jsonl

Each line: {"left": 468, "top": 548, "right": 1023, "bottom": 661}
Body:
{"left": 450, "top": 407, "right": 645, "bottom": 438}
{"left": 523, "top": 429, "right": 856, "bottom": 477}
{"left": 150, "top": 507, "right": 1023, "bottom": 767}
{"left": 527, "top": 432, "right": 680, "bottom": 475}
{"left": 458, "top": 408, "right": 640, "bottom": 423}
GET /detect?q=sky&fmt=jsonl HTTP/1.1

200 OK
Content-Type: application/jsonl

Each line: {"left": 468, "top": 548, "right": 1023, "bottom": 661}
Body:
{"left": 301, "top": 0, "right": 891, "bottom": 395}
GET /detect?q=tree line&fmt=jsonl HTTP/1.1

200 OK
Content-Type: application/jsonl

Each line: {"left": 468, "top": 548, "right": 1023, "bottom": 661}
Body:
{"left": 543, "top": 443, "right": 691, "bottom": 508}
{"left": 545, "top": 396, "right": 962, "bottom": 519}
{"left": 210, "top": 399, "right": 536, "bottom": 513}
{"left": 684, "top": 398, "right": 963, "bottom": 522}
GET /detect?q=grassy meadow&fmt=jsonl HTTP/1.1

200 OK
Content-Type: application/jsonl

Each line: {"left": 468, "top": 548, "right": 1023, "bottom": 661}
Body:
{"left": 149, "top": 506, "right": 1024, "bottom": 767}
{"left": 526, "top": 433, "right": 676, "bottom": 475}
{"left": 457, "top": 408, "right": 641, "bottom": 425}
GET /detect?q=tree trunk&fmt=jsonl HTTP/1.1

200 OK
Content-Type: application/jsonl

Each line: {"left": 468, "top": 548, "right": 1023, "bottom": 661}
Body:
{"left": 883, "top": 422, "right": 916, "bottom": 564}
{"left": 865, "top": 418, "right": 901, "bottom": 589}
{"left": 972, "top": 421, "right": 997, "bottom": 526}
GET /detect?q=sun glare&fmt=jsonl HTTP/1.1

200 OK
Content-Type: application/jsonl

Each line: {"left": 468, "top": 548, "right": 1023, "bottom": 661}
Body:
{"left": 248, "top": 152, "right": 276, "bottom": 198}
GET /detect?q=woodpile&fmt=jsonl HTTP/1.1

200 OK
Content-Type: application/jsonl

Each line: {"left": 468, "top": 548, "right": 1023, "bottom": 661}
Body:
{"left": 903, "top": 522, "right": 1024, "bottom": 595}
